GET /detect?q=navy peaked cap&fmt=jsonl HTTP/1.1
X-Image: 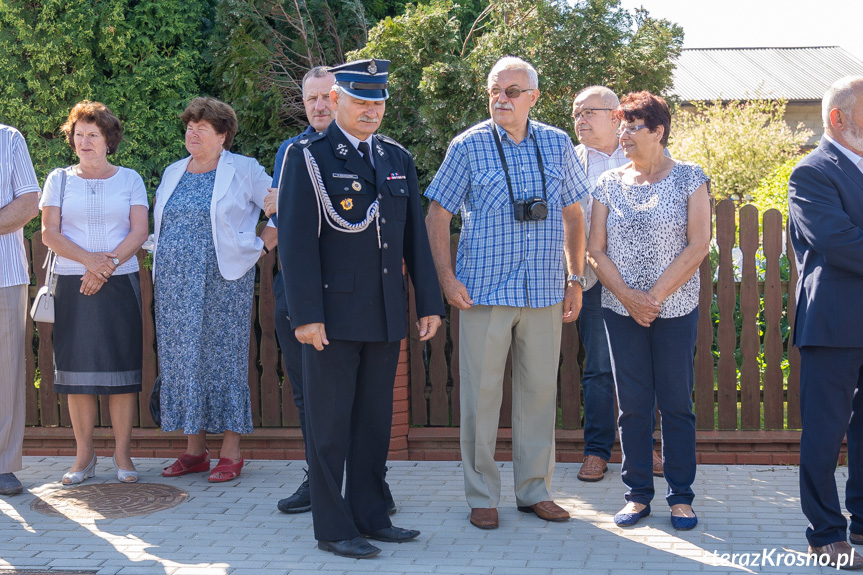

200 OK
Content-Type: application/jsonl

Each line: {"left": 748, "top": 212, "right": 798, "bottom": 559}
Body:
{"left": 331, "top": 59, "right": 390, "bottom": 101}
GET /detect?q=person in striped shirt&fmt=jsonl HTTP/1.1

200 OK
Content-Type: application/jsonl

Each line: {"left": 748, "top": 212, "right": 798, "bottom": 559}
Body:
{"left": 0, "top": 124, "right": 40, "bottom": 497}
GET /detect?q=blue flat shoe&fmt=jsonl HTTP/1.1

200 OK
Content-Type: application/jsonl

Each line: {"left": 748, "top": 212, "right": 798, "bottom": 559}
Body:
{"left": 670, "top": 511, "right": 698, "bottom": 530}
{"left": 614, "top": 503, "right": 651, "bottom": 526}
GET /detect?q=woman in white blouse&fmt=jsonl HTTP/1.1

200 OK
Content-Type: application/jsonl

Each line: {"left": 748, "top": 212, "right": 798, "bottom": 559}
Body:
{"left": 40, "top": 101, "right": 149, "bottom": 486}
{"left": 587, "top": 91, "right": 711, "bottom": 530}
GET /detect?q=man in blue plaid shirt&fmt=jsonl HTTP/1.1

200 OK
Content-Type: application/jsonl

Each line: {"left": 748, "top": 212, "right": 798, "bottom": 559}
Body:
{"left": 425, "top": 56, "right": 589, "bottom": 530}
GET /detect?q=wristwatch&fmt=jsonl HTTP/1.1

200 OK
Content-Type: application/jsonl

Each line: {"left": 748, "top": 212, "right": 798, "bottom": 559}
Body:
{"left": 566, "top": 274, "right": 586, "bottom": 288}
{"left": 111, "top": 257, "right": 120, "bottom": 265}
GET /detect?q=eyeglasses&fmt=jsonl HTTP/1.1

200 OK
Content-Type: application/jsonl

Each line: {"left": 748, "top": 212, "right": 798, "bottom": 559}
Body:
{"left": 617, "top": 124, "right": 650, "bottom": 136}
{"left": 572, "top": 108, "right": 613, "bottom": 121}
{"left": 488, "top": 86, "right": 535, "bottom": 99}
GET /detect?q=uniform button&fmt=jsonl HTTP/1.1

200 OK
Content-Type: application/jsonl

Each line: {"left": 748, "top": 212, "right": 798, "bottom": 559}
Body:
{"left": 381, "top": 218, "right": 386, "bottom": 224}
{"left": 323, "top": 284, "right": 329, "bottom": 289}
{"left": 344, "top": 187, "right": 349, "bottom": 191}
{"left": 400, "top": 188, "right": 405, "bottom": 193}
{"left": 383, "top": 268, "right": 388, "bottom": 274}
{"left": 383, "top": 242, "right": 388, "bottom": 249}
{"left": 378, "top": 194, "right": 383, "bottom": 200}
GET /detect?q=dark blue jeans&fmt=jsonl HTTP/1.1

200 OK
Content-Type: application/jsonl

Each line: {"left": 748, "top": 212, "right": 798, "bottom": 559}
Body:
{"left": 604, "top": 308, "right": 698, "bottom": 507}
{"left": 578, "top": 282, "right": 616, "bottom": 461}
{"left": 799, "top": 346, "right": 863, "bottom": 547}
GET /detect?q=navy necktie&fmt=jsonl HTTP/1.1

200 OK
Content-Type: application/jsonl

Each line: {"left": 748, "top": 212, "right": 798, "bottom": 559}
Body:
{"left": 357, "top": 141, "right": 375, "bottom": 176}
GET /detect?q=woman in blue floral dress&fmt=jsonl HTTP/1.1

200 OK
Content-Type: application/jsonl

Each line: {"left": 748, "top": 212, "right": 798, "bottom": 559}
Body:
{"left": 153, "top": 98, "right": 271, "bottom": 482}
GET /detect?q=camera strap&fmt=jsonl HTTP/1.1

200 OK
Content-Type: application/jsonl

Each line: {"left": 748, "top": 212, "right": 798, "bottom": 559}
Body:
{"left": 490, "top": 120, "right": 547, "bottom": 203}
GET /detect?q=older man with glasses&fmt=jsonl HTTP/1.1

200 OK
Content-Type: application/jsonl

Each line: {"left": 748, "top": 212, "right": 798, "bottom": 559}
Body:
{"left": 426, "top": 56, "right": 589, "bottom": 530}
{"left": 571, "top": 86, "right": 665, "bottom": 483}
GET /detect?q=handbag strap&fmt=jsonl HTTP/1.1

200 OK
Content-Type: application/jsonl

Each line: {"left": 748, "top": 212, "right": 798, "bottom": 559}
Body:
{"left": 42, "top": 169, "right": 67, "bottom": 294}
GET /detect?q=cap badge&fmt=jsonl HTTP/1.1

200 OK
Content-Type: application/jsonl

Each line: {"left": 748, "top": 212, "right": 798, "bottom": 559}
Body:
{"left": 351, "top": 181, "right": 362, "bottom": 191}
{"left": 341, "top": 198, "right": 353, "bottom": 211}
{"left": 368, "top": 59, "right": 378, "bottom": 75}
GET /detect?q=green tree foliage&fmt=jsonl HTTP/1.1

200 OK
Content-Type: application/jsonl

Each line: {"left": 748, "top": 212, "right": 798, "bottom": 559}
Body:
{"left": 0, "top": 0, "right": 213, "bottom": 194}
{"left": 749, "top": 155, "right": 802, "bottom": 222}
{"left": 353, "top": 0, "right": 683, "bottom": 186}
{"left": 669, "top": 99, "right": 812, "bottom": 201}
{"left": 211, "top": 0, "right": 372, "bottom": 170}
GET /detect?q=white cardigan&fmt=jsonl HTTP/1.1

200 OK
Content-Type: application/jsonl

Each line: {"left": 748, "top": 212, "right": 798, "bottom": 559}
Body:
{"left": 153, "top": 149, "right": 270, "bottom": 280}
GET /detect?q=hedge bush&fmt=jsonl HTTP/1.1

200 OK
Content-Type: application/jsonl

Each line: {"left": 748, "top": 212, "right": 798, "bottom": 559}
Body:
{"left": 0, "top": 0, "right": 213, "bottom": 197}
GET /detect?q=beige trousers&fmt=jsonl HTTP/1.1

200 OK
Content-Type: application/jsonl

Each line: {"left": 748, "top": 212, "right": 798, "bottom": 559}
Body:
{"left": 0, "top": 284, "right": 27, "bottom": 474}
{"left": 459, "top": 303, "right": 563, "bottom": 508}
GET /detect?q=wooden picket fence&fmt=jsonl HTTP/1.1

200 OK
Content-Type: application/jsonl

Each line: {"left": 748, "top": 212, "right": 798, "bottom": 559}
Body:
{"left": 24, "top": 224, "right": 297, "bottom": 430}
{"left": 407, "top": 199, "right": 801, "bottom": 432}
{"left": 24, "top": 199, "right": 799, "bottom": 433}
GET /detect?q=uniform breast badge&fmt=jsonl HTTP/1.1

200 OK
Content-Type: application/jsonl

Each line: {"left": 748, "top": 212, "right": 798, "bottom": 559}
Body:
{"left": 341, "top": 198, "right": 353, "bottom": 211}
{"left": 351, "top": 181, "right": 362, "bottom": 191}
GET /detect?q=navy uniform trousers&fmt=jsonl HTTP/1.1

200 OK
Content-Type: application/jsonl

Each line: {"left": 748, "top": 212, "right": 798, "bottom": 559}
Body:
{"left": 273, "top": 275, "right": 394, "bottom": 509}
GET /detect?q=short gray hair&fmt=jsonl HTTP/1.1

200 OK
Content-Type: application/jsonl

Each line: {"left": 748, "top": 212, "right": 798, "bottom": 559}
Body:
{"left": 822, "top": 76, "right": 863, "bottom": 128}
{"left": 487, "top": 56, "right": 538, "bottom": 90}
{"left": 302, "top": 66, "right": 334, "bottom": 98}
{"left": 575, "top": 85, "right": 620, "bottom": 109}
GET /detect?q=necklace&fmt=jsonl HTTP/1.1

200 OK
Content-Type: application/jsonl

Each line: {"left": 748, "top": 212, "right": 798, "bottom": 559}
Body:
{"left": 86, "top": 180, "right": 99, "bottom": 195}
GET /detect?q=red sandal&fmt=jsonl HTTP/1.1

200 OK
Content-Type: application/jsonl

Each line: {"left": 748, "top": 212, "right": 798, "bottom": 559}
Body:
{"left": 208, "top": 457, "right": 244, "bottom": 483}
{"left": 162, "top": 450, "right": 211, "bottom": 477}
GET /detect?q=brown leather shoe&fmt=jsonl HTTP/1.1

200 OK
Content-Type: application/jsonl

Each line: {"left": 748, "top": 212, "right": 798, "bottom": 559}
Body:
{"left": 851, "top": 532, "right": 863, "bottom": 546}
{"left": 808, "top": 541, "right": 863, "bottom": 570}
{"left": 469, "top": 507, "right": 498, "bottom": 529}
{"left": 577, "top": 455, "right": 608, "bottom": 482}
{"left": 517, "top": 500, "right": 570, "bottom": 522}
{"left": 652, "top": 449, "right": 664, "bottom": 477}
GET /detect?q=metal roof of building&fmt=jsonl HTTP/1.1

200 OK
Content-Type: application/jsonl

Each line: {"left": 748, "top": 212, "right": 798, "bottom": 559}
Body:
{"left": 670, "top": 46, "right": 863, "bottom": 102}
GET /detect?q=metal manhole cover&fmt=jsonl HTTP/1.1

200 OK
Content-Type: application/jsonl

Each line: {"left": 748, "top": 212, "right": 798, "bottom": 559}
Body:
{"left": 30, "top": 483, "right": 188, "bottom": 519}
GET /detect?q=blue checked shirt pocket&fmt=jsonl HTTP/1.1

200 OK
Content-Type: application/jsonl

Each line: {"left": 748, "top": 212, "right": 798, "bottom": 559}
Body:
{"left": 469, "top": 170, "right": 509, "bottom": 213}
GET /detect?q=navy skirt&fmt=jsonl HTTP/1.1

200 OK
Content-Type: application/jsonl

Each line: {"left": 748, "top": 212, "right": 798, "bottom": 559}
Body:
{"left": 53, "top": 272, "right": 143, "bottom": 395}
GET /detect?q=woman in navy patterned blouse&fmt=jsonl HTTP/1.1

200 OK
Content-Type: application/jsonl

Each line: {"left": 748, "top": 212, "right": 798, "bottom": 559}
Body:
{"left": 586, "top": 91, "right": 711, "bottom": 531}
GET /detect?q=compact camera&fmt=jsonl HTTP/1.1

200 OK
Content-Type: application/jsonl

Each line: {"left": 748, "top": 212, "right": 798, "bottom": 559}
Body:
{"left": 513, "top": 197, "right": 548, "bottom": 221}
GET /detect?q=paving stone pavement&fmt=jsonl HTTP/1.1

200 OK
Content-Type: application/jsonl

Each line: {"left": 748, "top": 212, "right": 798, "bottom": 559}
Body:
{"left": 0, "top": 457, "right": 855, "bottom": 575}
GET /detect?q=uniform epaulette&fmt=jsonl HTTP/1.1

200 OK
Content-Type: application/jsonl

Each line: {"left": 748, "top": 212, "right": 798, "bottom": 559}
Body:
{"left": 375, "top": 133, "right": 409, "bottom": 154}
{"left": 294, "top": 130, "right": 327, "bottom": 148}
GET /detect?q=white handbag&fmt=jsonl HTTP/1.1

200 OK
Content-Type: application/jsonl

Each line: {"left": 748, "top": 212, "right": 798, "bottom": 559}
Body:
{"left": 29, "top": 168, "right": 66, "bottom": 323}
{"left": 30, "top": 250, "right": 57, "bottom": 323}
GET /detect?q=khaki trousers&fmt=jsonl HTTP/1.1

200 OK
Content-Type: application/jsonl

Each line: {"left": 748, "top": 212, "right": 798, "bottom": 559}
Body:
{"left": 0, "top": 284, "right": 27, "bottom": 474}
{"left": 459, "top": 303, "right": 563, "bottom": 508}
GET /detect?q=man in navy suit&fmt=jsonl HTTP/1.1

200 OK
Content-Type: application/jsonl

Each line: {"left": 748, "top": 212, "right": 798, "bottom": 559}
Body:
{"left": 278, "top": 59, "right": 444, "bottom": 559}
{"left": 788, "top": 75, "right": 863, "bottom": 570}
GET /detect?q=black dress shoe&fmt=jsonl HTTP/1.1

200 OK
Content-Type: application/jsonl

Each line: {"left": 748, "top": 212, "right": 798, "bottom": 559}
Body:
{"left": 851, "top": 532, "right": 863, "bottom": 546}
{"left": 362, "top": 525, "right": 420, "bottom": 543}
{"left": 0, "top": 473, "right": 23, "bottom": 496}
{"left": 317, "top": 537, "right": 381, "bottom": 558}
{"left": 277, "top": 469, "right": 311, "bottom": 514}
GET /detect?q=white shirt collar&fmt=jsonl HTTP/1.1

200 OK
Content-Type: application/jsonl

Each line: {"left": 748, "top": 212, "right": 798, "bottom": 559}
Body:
{"left": 823, "top": 133, "right": 863, "bottom": 173}
{"left": 585, "top": 143, "right": 624, "bottom": 159}
{"left": 336, "top": 123, "right": 375, "bottom": 168}
{"left": 336, "top": 123, "right": 373, "bottom": 151}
